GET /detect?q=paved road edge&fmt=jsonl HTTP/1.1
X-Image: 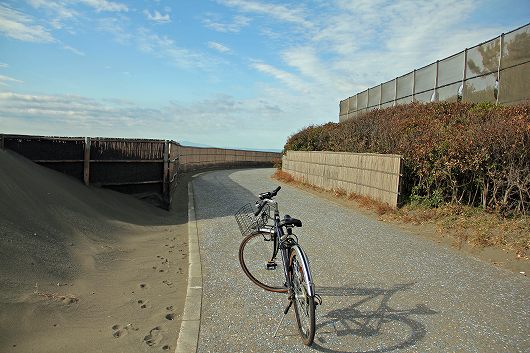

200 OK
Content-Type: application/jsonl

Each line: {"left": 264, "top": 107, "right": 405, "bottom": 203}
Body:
{"left": 175, "top": 182, "right": 202, "bottom": 353}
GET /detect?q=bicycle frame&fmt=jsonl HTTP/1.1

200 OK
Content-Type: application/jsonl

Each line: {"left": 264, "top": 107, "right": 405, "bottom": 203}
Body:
{"left": 257, "top": 199, "right": 315, "bottom": 297}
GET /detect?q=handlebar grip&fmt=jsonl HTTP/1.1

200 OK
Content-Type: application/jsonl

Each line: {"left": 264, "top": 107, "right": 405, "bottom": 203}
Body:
{"left": 254, "top": 201, "right": 265, "bottom": 216}
{"left": 273, "top": 186, "right": 281, "bottom": 194}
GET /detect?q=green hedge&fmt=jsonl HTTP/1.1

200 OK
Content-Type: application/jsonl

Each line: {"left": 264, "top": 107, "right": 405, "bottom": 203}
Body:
{"left": 285, "top": 102, "right": 530, "bottom": 216}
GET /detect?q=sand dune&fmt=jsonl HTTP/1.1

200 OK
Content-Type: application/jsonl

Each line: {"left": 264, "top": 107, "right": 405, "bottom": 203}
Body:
{"left": 0, "top": 149, "right": 188, "bottom": 352}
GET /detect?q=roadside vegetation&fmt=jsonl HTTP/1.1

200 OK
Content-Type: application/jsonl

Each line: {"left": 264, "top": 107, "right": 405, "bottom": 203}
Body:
{"left": 277, "top": 102, "right": 529, "bottom": 257}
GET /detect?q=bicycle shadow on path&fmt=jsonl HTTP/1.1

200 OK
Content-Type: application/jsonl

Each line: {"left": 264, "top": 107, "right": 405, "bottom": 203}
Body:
{"left": 312, "top": 283, "right": 437, "bottom": 353}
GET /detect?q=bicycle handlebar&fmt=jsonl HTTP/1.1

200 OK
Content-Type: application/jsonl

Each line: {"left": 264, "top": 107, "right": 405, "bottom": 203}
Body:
{"left": 254, "top": 186, "right": 281, "bottom": 216}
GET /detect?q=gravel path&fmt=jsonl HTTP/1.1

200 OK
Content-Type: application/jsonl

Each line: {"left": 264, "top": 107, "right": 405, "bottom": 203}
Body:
{"left": 192, "top": 168, "right": 529, "bottom": 353}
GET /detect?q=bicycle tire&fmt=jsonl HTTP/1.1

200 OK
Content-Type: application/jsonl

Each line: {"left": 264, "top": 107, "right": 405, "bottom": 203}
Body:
{"left": 290, "top": 249, "right": 316, "bottom": 346}
{"left": 239, "top": 232, "right": 288, "bottom": 293}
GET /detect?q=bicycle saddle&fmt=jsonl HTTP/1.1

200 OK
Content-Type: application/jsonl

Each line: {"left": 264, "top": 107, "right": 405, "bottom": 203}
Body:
{"left": 282, "top": 215, "right": 302, "bottom": 227}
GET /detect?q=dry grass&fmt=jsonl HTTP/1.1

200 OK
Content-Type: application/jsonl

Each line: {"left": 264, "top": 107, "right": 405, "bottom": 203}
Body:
{"left": 273, "top": 169, "right": 529, "bottom": 257}
{"left": 273, "top": 169, "right": 294, "bottom": 183}
{"left": 382, "top": 204, "right": 528, "bottom": 257}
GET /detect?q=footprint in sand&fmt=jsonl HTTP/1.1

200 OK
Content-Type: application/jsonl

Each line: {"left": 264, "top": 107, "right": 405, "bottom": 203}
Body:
{"left": 165, "top": 305, "right": 175, "bottom": 320}
{"left": 143, "top": 326, "right": 164, "bottom": 346}
{"left": 137, "top": 299, "right": 150, "bottom": 309}
{"left": 162, "top": 280, "right": 173, "bottom": 286}
{"left": 112, "top": 324, "right": 127, "bottom": 338}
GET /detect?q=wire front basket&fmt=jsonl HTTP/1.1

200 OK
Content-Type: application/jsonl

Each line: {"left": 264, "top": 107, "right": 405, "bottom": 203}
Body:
{"left": 235, "top": 203, "right": 270, "bottom": 237}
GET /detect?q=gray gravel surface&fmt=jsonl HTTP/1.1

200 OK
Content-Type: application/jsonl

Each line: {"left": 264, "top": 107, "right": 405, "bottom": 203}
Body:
{"left": 192, "top": 169, "right": 529, "bottom": 353}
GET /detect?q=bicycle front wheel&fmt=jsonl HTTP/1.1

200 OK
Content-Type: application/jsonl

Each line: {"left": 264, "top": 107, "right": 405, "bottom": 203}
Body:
{"left": 290, "top": 249, "right": 316, "bottom": 346}
{"left": 239, "top": 232, "right": 287, "bottom": 293}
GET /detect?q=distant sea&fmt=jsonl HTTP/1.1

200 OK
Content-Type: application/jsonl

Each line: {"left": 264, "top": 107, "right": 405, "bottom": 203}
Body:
{"left": 179, "top": 140, "right": 282, "bottom": 153}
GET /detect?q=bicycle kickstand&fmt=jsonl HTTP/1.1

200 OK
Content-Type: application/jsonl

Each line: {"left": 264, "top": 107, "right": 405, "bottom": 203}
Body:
{"left": 273, "top": 300, "right": 292, "bottom": 338}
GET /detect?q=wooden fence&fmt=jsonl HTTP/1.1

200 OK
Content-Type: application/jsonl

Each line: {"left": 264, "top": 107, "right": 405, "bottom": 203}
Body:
{"left": 1, "top": 134, "right": 177, "bottom": 209}
{"left": 1, "top": 134, "right": 280, "bottom": 209}
{"left": 282, "top": 150, "right": 403, "bottom": 208}
{"left": 178, "top": 146, "right": 280, "bottom": 172}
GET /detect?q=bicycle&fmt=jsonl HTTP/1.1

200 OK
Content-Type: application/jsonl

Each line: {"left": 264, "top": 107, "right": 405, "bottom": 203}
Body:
{"left": 235, "top": 186, "right": 321, "bottom": 346}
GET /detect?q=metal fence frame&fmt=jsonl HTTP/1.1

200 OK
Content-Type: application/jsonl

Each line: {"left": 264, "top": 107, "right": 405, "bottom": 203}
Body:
{"left": 340, "top": 22, "right": 530, "bottom": 121}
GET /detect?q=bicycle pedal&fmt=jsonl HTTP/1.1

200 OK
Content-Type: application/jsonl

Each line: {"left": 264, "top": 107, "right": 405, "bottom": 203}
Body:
{"left": 314, "top": 294, "right": 323, "bottom": 306}
{"left": 266, "top": 261, "right": 277, "bottom": 270}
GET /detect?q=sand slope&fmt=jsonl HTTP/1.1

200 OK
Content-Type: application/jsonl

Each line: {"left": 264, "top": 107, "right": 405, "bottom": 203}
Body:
{"left": 0, "top": 149, "right": 188, "bottom": 352}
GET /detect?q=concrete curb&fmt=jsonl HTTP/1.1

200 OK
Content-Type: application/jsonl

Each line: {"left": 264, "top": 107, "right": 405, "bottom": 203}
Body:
{"left": 175, "top": 182, "right": 202, "bottom": 353}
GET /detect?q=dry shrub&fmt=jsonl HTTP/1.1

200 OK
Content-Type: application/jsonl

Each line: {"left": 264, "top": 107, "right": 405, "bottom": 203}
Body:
{"left": 284, "top": 102, "right": 530, "bottom": 217}
{"left": 272, "top": 157, "right": 282, "bottom": 169}
{"left": 273, "top": 169, "right": 294, "bottom": 183}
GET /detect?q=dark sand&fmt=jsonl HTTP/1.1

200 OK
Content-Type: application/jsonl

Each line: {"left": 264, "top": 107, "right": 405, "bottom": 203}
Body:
{"left": 0, "top": 149, "right": 189, "bottom": 352}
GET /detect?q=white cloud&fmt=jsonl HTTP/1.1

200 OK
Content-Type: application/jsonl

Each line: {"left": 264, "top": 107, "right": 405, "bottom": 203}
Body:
{"left": 0, "top": 92, "right": 150, "bottom": 129}
{"left": 79, "top": 0, "right": 128, "bottom": 13}
{"left": 28, "top": 0, "right": 78, "bottom": 20}
{"left": 0, "top": 4, "right": 55, "bottom": 43}
{"left": 242, "top": 0, "right": 510, "bottom": 107}
{"left": 144, "top": 9, "right": 171, "bottom": 23}
{"left": 251, "top": 61, "right": 309, "bottom": 94}
{"left": 219, "top": 0, "right": 309, "bottom": 28}
{"left": 202, "top": 14, "right": 250, "bottom": 33}
{"left": 0, "top": 63, "right": 8, "bottom": 68}
{"left": 63, "top": 44, "right": 85, "bottom": 56}
{"left": 0, "top": 75, "right": 24, "bottom": 86}
{"left": 97, "top": 19, "right": 211, "bottom": 68}
{"left": 97, "top": 17, "right": 132, "bottom": 44}
{"left": 0, "top": 91, "right": 292, "bottom": 148}
{"left": 136, "top": 28, "right": 208, "bottom": 68}
{"left": 208, "top": 41, "right": 230, "bottom": 53}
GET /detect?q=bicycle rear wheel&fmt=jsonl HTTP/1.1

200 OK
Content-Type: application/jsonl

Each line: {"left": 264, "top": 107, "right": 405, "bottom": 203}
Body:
{"left": 290, "top": 249, "right": 315, "bottom": 346}
{"left": 239, "top": 232, "right": 287, "bottom": 293}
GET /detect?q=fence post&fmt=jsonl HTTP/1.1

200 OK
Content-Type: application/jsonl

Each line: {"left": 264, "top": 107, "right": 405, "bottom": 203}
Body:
{"left": 461, "top": 48, "right": 467, "bottom": 102}
{"left": 83, "top": 137, "right": 91, "bottom": 186}
{"left": 394, "top": 78, "right": 397, "bottom": 106}
{"left": 343, "top": 98, "right": 348, "bottom": 121}
{"left": 0, "top": 134, "right": 4, "bottom": 150}
{"left": 496, "top": 33, "right": 504, "bottom": 105}
{"left": 379, "top": 83, "right": 382, "bottom": 108}
{"left": 353, "top": 94, "right": 357, "bottom": 119}
{"left": 412, "top": 69, "right": 416, "bottom": 102}
{"left": 435, "top": 60, "right": 439, "bottom": 91}
{"left": 162, "top": 140, "right": 170, "bottom": 210}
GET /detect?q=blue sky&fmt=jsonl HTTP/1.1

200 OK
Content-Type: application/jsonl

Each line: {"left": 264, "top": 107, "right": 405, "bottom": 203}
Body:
{"left": 0, "top": 0, "right": 529, "bottom": 150}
